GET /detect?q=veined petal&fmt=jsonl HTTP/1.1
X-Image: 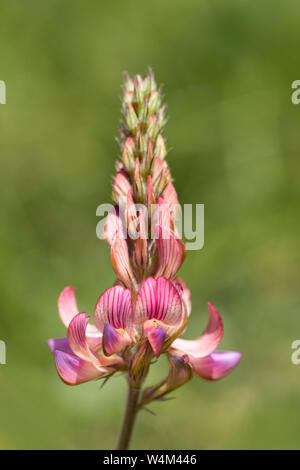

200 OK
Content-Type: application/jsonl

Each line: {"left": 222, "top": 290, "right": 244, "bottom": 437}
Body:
{"left": 173, "top": 278, "right": 191, "bottom": 317}
{"left": 146, "top": 175, "right": 156, "bottom": 215}
{"left": 94, "top": 285, "right": 133, "bottom": 332}
{"left": 58, "top": 286, "right": 101, "bottom": 339}
{"left": 153, "top": 224, "right": 186, "bottom": 280}
{"left": 135, "top": 276, "right": 182, "bottom": 325}
{"left": 134, "top": 209, "right": 148, "bottom": 269}
{"left": 155, "top": 198, "right": 174, "bottom": 231}
{"left": 104, "top": 205, "right": 125, "bottom": 246}
{"left": 67, "top": 313, "right": 98, "bottom": 364}
{"left": 111, "top": 231, "right": 137, "bottom": 290}
{"left": 126, "top": 190, "right": 138, "bottom": 240}
{"left": 162, "top": 182, "right": 180, "bottom": 216}
{"left": 112, "top": 169, "right": 132, "bottom": 204}
{"left": 53, "top": 349, "right": 107, "bottom": 385}
{"left": 172, "top": 302, "right": 223, "bottom": 358}
{"left": 102, "top": 323, "right": 131, "bottom": 356}
{"left": 184, "top": 351, "right": 241, "bottom": 381}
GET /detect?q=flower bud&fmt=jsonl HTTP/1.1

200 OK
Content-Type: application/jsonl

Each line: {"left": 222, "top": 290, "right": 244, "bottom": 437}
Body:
{"left": 126, "top": 104, "right": 138, "bottom": 134}
{"left": 154, "top": 133, "right": 167, "bottom": 159}
{"left": 141, "top": 354, "right": 192, "bottom": 405}
{"left": 130, "top": 340, "right": 154, "bottom": 384}
{"left": 148, "top": 90, "right": 160, "bottom": 114}
{"left": 122, "top": 137, "right": 135, "bottom": 172}
{"left": 133, "top": 158, "right": 144, "bottom": 201}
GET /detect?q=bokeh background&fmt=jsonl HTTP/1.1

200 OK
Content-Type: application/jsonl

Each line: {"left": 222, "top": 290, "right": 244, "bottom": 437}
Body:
{"left": 0, "top": 0, "right": 299, "bottom": 449}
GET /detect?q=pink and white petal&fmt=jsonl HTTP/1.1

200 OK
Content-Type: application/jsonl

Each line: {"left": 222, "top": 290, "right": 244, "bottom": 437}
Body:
{"left": 156, "top": 277, "right": 183, "bottom": 324}
{"left": 58, "top": 287, "right": 79, "bottom": 327}
{"left": 134, "top": 209, "right": 148, "bottom": 269}
{"left": 67, "top": 313, "right": 99, "bottom": 364}
{"left": 94, "top": 285, "right": 133, "bottom": 332}
{"left": 135, "top": 277, "right": 182, "bottom": 325}
{"left": 155, "top": 198, "right": 174, "bottom": 231}
{"left": 111, "top": 232, "right": 137, "bottom": 290}
{"left": 134, "top": 276, "right": 157, "bottom": 324}
{"left": 162, "top": 182, "right": 180, "bottom": 216}
{"left": 102, "top": 323, "right": 131, "bottom": 356}
{"left": 185, "top": 351, "right": 241, "bottom": 381}
{"left": 153, "top": 224, "right": 186, "bottom": 280}
{"left": 53, "top": 349, "right": 107, "bottom": 385}
{"left": 173, "top": 278, "right": 192, "bottom": 317}
{"left": 172, "top": 302, "right": 223, "bottom": 358}
{"left": 104, "top": 205, "right": 125, "bottom": 246}
{"left": 58, "top": 286, "right": 100, "bottom": 339}
{"left": 112, "top": 169, "right": 132, "bottom": 203}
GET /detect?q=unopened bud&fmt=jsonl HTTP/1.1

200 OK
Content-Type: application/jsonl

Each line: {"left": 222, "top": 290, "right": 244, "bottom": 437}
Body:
{"left": 141, "top": 354, "right": 192, "bottom": 405}
{"left": 148, "top": 90, "right": 160, "bottom": 114}
{"left": 126, "top": 104, "right": 138, "bottom": 134}
{"left": 122, "top": 137, "right": 135, "bottom": 171}
{"left": 154, "top": 133, "right": 167, "bottom": 159}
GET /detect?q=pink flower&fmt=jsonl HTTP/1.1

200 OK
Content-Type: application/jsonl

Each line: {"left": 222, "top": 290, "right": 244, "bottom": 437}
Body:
{"left": 48, "top": 69, "right": 241, "bottom": 409}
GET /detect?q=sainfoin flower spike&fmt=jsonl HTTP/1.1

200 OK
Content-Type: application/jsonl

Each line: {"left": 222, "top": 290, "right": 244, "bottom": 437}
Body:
{"left": 48, "top": 69, "right": 241, "bottom": 450}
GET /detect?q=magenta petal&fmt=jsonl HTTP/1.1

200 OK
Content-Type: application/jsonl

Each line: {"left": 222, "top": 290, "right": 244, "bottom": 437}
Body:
{"left": 172, "top": 301, "right": 223, "bottom": 358}
{"left": 94, "top": 285, "right": 133, "bottom": 332}
{"left": 173, "top": 278, "right": 191, "bottom": 316}
{"left": 48, "top": 337, "right": 71, "bottom": 354}
{"left": 67, "top": 313, "right": 95, "bottom": 362}
{"left": 187, "top": 351, "right": 242, "bottom": 381}
{"left": 111, "top": 231, "right": 137, "bottom": 290}
{"left": 146, "top": 327, "right": 166, "bottom": 357}
{"left": 135, "top": 276, "right": 183, "bottom": 325}
{"left": 102, "top": 323, "right": 130, "bottom": 356}
{"left": 153, "top": 224, "right": 186, "bottom": 280}
{"left": 104, "top": 205, "right": 125, "bottom": 246}
{"left": 54, "top": 349, "right": 106, "bottom": 385}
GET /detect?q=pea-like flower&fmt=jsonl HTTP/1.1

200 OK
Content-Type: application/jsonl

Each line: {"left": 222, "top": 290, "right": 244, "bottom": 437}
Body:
{"left": 48, "top": 69, "right": 241, "bottom": 449}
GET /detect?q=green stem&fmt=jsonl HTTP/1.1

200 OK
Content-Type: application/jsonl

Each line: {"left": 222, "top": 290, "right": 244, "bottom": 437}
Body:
{"left": 116, "top": 381, "right": 141, "bottom": 450}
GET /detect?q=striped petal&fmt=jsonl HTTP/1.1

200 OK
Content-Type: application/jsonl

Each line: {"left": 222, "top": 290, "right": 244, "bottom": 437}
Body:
{"left": 104, "top": 205, "right": 125, "bottom": 246}
{"left": 94, "top": 285, "right": 133, "bottom": 332}
{"left": 173, "top": 278, "right": 191, "bottom": 317}
{"left": 112, "top": 169, "right": 132, "bottom": 204}
{"left": 153, "top": 224, "right": 186, "bottom": 280}
{"left": 184, "top": 351, "right": 241, "bottom": 381}
{"left": 67, "top": 313, "right": 98, "bottom": 364}
{"left": 111, "top": 231, "right": 137, "bottom": 290}
{"left": 172, "top": 302, "right": 223, "bottom": 358}
{"left": 134, "top": 209, "right": 148, "bottom": 269}
{"left": 162, "top": 182, "right": 180, "bottom": 217}
{"left": 135, "top": 277, "right": 183, "bottom": 326}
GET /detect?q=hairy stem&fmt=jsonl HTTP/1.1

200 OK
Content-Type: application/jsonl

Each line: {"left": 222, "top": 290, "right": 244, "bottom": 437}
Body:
{"left": 116, "top": 381, "right": 141, "bottom": 450}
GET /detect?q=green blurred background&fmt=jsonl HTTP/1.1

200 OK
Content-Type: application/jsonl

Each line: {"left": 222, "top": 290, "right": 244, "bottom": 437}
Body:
{"left": 0, "top": 0, "right": 299, "bottom": 449}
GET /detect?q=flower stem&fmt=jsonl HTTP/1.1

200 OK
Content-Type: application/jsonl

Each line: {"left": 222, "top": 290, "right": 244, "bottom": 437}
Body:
{"left": 117, "top": 381, "right": 141, "bottom": 450}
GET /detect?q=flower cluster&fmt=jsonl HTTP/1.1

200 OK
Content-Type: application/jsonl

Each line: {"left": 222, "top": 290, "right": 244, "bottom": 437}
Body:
{"left": 48, "top": 69, "right": 241, "bottom": 404}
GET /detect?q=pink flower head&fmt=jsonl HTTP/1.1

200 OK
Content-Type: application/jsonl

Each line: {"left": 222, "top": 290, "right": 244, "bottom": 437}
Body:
{"left": 48, "top": 69, "right": 241, "bottom": 403}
